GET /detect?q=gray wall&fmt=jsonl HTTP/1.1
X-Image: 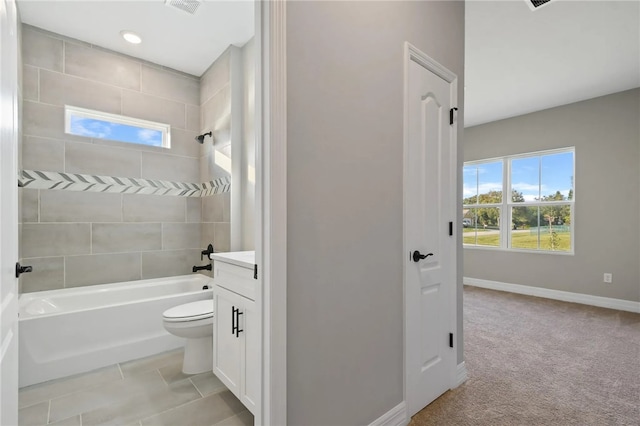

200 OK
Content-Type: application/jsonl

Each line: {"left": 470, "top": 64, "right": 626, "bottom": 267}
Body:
{"left": 464, "top": 89, "right": 640, "bottom": 302}
{"left": 19, "top": 25, "right": 236, "bottom": 292}
{"left": 286, "top": 2, "right": 465, "bottom": 424}
{"left": 17, "top": 16, "right": 24, "bottom": 263}
{"left": 242, "top": 38, "right": 255, "bottom": 251}
{"left": 199, "top": 40, "right": 254, "bottom": 253}
{"left": 200, "top": 47, "right": 232, "bottom": 255}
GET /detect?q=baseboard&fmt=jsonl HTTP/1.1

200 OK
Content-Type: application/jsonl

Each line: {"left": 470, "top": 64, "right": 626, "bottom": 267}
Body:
{"left": 464, "top": 277, "right": 640, "bottom": 313}
{"left": 454, "top": 361, "right": 467, "bottom": 388}
{"left": 369, "top": 402, "right": 407, "bottom": 426}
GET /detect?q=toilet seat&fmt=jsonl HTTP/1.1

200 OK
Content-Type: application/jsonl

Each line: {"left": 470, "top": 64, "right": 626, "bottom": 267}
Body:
{"left": 163, "top": 300, "right": 214, "bottom": 322}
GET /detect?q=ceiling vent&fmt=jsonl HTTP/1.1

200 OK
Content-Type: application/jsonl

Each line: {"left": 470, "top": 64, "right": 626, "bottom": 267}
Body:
{"left": 526, "top": 0, "right": 554, "bottom": 11}
{"left": 165, "top": 0, "right": 202, "bottom": 15}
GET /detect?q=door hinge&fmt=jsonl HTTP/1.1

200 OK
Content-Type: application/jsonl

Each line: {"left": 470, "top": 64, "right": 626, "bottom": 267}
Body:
{"left": 449, "top": 221, "right": 453, "bottom": 236}
{"left": 449, "top": 333, "right": 454, "bottom": 348}
{"left": 254, "top": 264, "right": 258, "bottom": 280}
{"left": 449, "top": 107, "right": 458, "bottom": 125}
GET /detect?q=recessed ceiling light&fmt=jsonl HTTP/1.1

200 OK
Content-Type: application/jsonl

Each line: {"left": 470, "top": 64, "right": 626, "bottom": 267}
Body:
{"left": 120, "top": 30, "right": 142, "bottom": 45}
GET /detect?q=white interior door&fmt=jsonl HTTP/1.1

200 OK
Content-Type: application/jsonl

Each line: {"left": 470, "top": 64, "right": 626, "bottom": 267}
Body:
{"left": 404, "top": 44, "right": 457, "bottom": 418}
{"left": 0, "top": 0, "right": 20, "bottom": 424}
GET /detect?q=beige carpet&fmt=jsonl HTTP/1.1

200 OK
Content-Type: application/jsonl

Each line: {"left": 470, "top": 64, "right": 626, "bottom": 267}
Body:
{"left": 410, "top": 286, "right": 640, "bottom": 426}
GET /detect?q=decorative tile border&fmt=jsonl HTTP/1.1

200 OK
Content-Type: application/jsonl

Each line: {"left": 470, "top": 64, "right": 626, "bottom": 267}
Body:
{"left": 19, "top": 170, "right": 230, "bottom": 197}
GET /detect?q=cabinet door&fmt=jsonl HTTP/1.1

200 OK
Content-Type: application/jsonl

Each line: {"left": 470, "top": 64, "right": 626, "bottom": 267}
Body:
{"left": 213, "top": 287, "right": 241, "bottom": 395}
{"left": 240, "top": 297, "right": 259, "bottom": 415}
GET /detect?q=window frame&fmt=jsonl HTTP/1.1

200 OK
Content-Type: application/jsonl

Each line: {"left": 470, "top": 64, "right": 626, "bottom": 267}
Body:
{"left": 64, "top": 105, "right": 171, "bottom": 149}
{"left": 463, "top": 147, "right": 575, "bottom": 255}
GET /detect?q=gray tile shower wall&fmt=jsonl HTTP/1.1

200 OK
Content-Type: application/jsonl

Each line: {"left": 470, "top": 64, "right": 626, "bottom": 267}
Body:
{"left": 200, "top": 48, "right": 232, "bottom": 253}
{"left": 19, "top": 25, "right": 231, "bottom": 293}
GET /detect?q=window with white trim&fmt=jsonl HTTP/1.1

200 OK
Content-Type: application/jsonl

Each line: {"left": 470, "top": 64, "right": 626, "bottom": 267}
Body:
{"left": 463, "top": 148, "right": 575, "bottom": 253}
{"left": 65, "top": 105, "right": 171, "bottom": 148}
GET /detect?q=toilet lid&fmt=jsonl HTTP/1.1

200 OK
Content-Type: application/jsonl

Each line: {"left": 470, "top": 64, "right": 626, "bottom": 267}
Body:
{"left": 163, "top": 300, "right": 214, "bottom": 321}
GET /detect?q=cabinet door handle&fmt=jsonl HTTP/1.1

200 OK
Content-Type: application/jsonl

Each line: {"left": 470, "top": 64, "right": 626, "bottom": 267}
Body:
{"left": 235, "top": 310, "right": 244, "bottom": 338}
{"left": 231, "top": 306, "right": 237, "bottom": 335}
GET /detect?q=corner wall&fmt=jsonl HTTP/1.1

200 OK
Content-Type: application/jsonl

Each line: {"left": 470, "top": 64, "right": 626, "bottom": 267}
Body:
{"left": 285, "top": 1, "right": 465, "bottom": 424}
{"left": 464, "top": 89, "right": 640, "bottom": 302}
{"left": 200, "top": 48, "right": 232, "bottom": 255}
{"left": 241, "top": 38, "right": 255, "bottom": 251}
{"left": 199, "top": 40, "right": 255, "bottom": 253}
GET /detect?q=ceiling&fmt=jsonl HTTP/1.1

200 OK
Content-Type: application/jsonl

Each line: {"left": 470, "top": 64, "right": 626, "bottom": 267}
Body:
{"left": 465, "top": 0, "right": 640, "bottom": 127}
{"left": 16, "top": 0, "right": 254, "bottom": 77}
{"left": 16, "top": 1, "right": 639, "bottom": 125}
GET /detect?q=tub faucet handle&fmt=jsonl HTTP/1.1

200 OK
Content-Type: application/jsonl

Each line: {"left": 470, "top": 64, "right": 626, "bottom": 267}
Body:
{"left": 201, "top": 244, "right": 214, "bottom": 260}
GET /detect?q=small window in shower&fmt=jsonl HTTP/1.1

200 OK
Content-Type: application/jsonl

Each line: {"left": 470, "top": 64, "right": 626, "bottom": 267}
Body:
{"left": 64, "top": 105, "right": 171, "bottom": 148}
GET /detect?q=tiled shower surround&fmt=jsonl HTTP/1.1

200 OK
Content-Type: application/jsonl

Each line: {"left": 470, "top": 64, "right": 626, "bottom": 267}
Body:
{"left": 19, "top": 25, "right": 247, "bottom": 293}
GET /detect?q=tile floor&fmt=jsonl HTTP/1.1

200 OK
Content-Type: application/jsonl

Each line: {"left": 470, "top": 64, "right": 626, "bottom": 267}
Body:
{"left": 18, "top": 349, "right": 253, "bottom": 426}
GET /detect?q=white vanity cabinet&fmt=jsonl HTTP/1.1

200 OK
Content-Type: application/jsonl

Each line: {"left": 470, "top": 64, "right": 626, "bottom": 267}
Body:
{"left": 211, "top": 252, "right": 259, "bottom": 416}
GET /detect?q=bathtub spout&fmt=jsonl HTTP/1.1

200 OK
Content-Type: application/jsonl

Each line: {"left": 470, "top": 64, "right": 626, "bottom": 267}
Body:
{"left": 193, "top": 264, "right": 212, "bottom": 273}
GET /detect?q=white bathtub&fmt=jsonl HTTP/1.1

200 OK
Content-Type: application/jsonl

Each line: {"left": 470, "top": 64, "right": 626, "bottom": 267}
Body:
{"left": 19, "top": 274, "right": 213, "bottom": 387}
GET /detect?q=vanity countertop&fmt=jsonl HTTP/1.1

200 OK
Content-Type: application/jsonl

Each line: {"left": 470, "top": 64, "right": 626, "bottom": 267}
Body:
{"left": 210, "top": 251, "right": 255, "bottom": 269}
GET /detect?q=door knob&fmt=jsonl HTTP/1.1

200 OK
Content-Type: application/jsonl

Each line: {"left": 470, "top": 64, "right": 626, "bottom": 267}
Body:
{"left": 412, "top": 251, "right": 433, "bottom": 263}
{"left": 16, "top": 262, "right": 33, "bottom": 278}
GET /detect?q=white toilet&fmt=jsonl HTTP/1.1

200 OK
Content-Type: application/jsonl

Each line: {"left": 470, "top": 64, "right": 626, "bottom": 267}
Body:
{"left": 162, "top": 299, "right": 214, "bottom": 374}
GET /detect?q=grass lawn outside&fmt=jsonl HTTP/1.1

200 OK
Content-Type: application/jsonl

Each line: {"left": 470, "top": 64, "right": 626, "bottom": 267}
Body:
{"left": 463, "top": 230, "right": 571, "bottom": 251}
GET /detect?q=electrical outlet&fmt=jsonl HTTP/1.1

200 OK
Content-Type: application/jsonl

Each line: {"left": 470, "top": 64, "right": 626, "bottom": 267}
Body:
{"left": 603, "top": 273, "right": 612, "bottom": 283}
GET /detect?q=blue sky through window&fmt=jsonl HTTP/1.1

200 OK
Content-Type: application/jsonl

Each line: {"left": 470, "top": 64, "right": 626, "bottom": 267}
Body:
{"left": 463, "top": 161, "right": 502, "bottom": 203}
{"left": 512, "top": 152, "right": 574, "bottom": 201}
{"left": 541, "top": 151, "right": 574, "bottom": 199}
{"left": 464, "top": 151, "right": 574, "bottom": 202}
{"left": 69, "top": 116, "right": 164, "bottom": 147}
